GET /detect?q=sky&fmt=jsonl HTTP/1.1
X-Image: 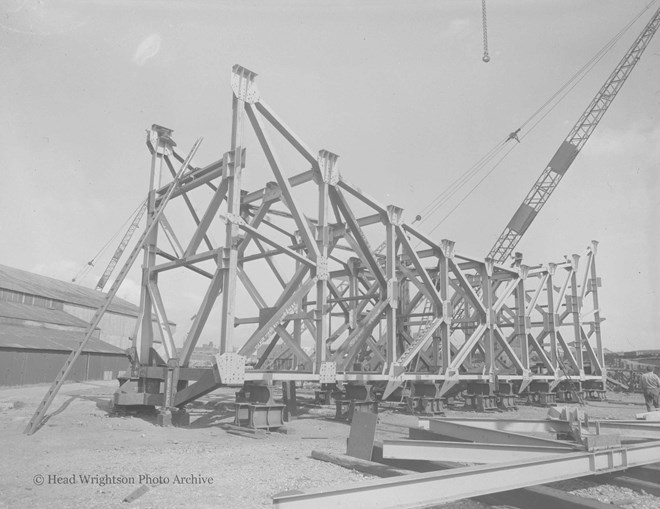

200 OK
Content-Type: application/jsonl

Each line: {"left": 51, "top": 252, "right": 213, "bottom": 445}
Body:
{"left": 1, "top": 0, "right": 659, "bottom": 352}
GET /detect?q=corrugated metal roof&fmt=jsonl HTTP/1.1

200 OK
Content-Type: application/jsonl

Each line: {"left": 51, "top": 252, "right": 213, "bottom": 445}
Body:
{"left": 0, "top": 323, "right": 126, "bottom": 354}
{"left": 0, "top": 264, "right": 139, "bottom": 317}
{"left": 0, "top": 301, "right": 90, "bottom": 328}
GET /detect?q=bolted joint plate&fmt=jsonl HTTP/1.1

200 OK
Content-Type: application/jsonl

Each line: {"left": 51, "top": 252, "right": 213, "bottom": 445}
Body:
{"left": 444, "top": 368, "right": 460, "bottom": 381}
{"left": 316, "top": 225, "right": 330, "bottom": 245}
{"left": 316, "top": 256, "right": 329, "bottom": 280}
{"left": 484, "top": 257, "right": 495, "bottom": 277}
{"left": 319, "top": 362, "right": 337, "bottom": 384}
{"left": 318, "top": 150, "right": 340, "bottom": 185}
{"left": 389, "top": 362, "right": 406, "bottom": 381}
{"left": 587, "top": 277, "right": 602, "bottom": 292}
{"left": 570, "top": 254, "right": 580, "bottom": 271}
{"left": 442, "top": 301, "right": 452, "bottom": 319}
{"left": 264, "top": 181, "right": 282, "bottom": 202}
{"left": 231, "top": 64, "right": 259, "bottom": 103}
{"left": 224, "top": 212, "right": 247, "bottom": 227}
{"left": 215, "top": 352, "right": 246, "bottom": 385}
{"left": 387, "top": 278, "right": 398, "bottom": 306}
{"left": 386, "top": 205, "right": 403, "bottom": 225}
{"left": 146, "top": 124, "right": 176, "bottom": 156}
{"left": 440, "top": 239, "right": 455, "bottom": 259}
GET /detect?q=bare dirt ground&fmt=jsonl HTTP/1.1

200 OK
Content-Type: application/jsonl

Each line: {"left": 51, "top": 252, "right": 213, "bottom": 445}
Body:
{"left": 0, "top": 381, "right": 658, "bottom": 509}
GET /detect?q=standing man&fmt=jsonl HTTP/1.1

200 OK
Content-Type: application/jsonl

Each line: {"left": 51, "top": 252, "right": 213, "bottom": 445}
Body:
{"left": 640, "top": 366, "right": 660, "bottom": 412}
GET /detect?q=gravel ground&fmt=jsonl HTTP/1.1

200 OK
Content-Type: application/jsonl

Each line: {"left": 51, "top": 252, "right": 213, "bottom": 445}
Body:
{"left": 0, "top": 381, "right": 658, "bottom": 509}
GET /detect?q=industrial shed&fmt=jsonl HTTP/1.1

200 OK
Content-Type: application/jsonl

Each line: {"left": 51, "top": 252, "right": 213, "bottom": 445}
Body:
{"left": 0, "top": 324, "right": 128, "bottom": 386}
{"left": 0, "top": 264, "right": 174, "bottom": 350}
{"left": 0, "top": 264, "right": 172, "bottom": 386}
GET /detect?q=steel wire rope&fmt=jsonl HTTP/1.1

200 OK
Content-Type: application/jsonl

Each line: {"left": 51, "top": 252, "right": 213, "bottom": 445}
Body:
{"left": 482, "top": 0, "right": 490, "bottom": 63}
{"left": 415, "top": 140, "right": 508, "bottom": 223}
{"left": 71, "top": 198, "right": 147, "bottom": 283}
{"left": 425, "top": 142, "right": 518, "bottom": 238}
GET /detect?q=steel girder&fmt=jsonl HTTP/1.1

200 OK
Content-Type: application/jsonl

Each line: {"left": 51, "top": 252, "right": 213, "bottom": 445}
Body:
{"left": 273, "top": 416, "right": 660, "bottom": 508}
{"left": 273, "top": 441, "right": 660, "bottom": 508}
{"left": 125, "top": 64, "right": 605, "bottom": 395}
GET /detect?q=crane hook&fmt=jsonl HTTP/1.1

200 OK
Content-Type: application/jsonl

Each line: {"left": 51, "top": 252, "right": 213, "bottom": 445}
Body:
{"left": 482, "top": 0, "right": 490, "bottom": 63}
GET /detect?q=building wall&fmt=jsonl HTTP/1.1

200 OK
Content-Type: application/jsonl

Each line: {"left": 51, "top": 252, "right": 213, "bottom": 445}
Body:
{"left": 0, "top": 348, "right": 128, "bottom": 386}
{"left": 0, "top": 282, "right": 176, "bottom": 354}
{"left": 0, "top": 288, "right": 62, "bottom": 310}
{"left": 63, "top": 304, "right": 174, "bottom": 350}
{"left": 0, "top": 316, "right": 94, "bottom": 334}
{"left": 63, "top": 305, "right": 137, "bottom": 349}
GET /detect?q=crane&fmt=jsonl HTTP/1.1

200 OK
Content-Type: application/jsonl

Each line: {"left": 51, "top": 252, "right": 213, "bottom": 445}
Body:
{"left": 487, "top": 4, "right": 660, "bottom": 264}
{"left": 95, "top": 201, "right": 147, "bottom": 291}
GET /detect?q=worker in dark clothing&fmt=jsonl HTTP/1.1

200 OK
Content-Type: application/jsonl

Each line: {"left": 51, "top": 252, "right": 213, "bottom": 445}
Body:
{"left": 640, "top": 366, "right": 660, "bottom": 412}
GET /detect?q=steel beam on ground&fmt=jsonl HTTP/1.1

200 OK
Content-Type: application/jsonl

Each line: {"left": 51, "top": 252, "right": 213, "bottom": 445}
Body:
{"left": 426, "top": 419, "right": 581, "bottom": 449}
{"left": 272, "top": 440, "right": 660, "bottom": 508}
{"left": 318, "top": 445, "right": 625, "bottom": 509}
{"left": 588, "top": 421, "right": 660, "bottom": 440}
{"left": 382, "top": 439, "right": 577, "bottom": 464}
{"left": 418, "top": 417, "right": 570, "bottom": 434}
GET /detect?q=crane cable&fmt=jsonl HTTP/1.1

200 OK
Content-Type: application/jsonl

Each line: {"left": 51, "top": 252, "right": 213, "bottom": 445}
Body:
{"left": 414, "top": 139, "right": 509, "bottom": 224}
{"left": 413, "top": 0, "right": 656, "bottom": 236}
{"left": 482, "top": 0, "right": 490, "bottom": 63}
{"left": 71, "top": 199, "right": 147, "bottom": 284}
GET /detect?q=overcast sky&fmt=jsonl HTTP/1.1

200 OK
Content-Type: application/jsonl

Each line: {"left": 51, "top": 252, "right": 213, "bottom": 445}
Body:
{"left": 1, "top": 0, "right": 659, "bottom": 352}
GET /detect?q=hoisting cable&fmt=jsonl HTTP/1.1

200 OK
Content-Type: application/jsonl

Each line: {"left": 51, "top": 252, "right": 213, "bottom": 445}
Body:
{"left": 414, "top": 139, "right": 508, "bottom": 223}
{"left": 482, "top": 0, "right": 490, "bottom": 63}
{"left": 71, "top": 199, "right": 147, "bottom": 283}
{"left": 425, "top": 142, "right": 518, "bottom": 237}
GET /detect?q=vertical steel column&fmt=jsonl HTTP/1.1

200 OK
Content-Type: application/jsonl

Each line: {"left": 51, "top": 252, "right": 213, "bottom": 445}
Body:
{"left": 220, "top": 65, "right": 254, "bottom": 354}
{"left": 135, "top": 125, "right": 171, "bottom": 363}
{"left": 588, "top": 242, "right": 604, "bottom": 370}
{"left": 315, "top": 151, "right": 337, "bottom": 369}
{"left": 481, "top": 258, "right": 495, "bottom": 375}
{"left": 568, "top": 255, "right": 584, "bottom": 375}
{"left": 158, "top": 358, "right": 180, "bottom": 426}
{"left": 385, "top": 206, "right": 400, "bottom": 367}
{"left": 293, "top": 231, "right": 304, "bottom": 369}
{"left": 545, "top": 264, "right": 559, "bottom": 367}
{"left": 347, "top": 258, "right": 359, "bottom": 333}
{"left": 439, "top": 240, "right": 454, "bottom": 372}
{"left": 514, "top": 270, "right": 529, "bottom": 371}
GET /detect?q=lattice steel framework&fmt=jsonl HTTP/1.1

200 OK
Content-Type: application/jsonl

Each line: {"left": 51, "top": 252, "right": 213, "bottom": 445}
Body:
{"left": 108, "top": 65, "right": 606, "bottom": 415}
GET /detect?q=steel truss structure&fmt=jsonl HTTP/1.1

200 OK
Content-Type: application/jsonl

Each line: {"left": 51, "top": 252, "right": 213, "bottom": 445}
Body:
{"left": 273, "top": 413, "right": 660, "bottom": 508}
{"left": 105, "top": 64, "right": 607, "bottom": 415}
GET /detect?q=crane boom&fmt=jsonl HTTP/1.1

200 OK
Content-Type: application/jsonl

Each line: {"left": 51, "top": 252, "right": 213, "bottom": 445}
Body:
{"left": 95, "top": 201, "right": 147, "bottom": 291}
{"left": 488, "top": 5, "right": 660, "bottom": 264}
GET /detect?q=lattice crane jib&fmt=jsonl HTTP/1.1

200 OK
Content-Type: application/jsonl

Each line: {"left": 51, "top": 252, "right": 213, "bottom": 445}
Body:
{"left": 487, "top": 5, "right": 660, "bottom": 264}
{"left": 95, "top": 202, "right": 148, "bottom": 291}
